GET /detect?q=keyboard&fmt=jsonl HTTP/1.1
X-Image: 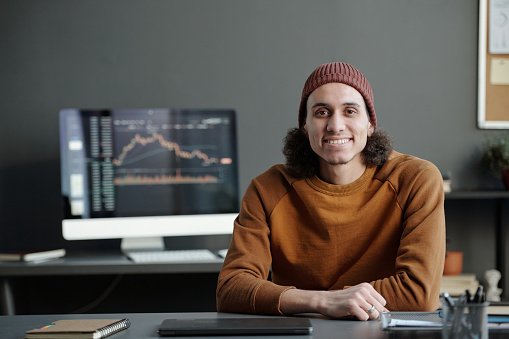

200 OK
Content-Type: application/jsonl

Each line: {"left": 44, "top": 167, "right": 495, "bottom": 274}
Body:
{"left": 126, "top": 249, "right": 220, "bottom": 263}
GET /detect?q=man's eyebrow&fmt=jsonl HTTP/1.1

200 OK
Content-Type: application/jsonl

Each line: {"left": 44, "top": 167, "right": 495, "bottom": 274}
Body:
{"left": 310, "top": 101, "right": 362, "bottom": 109}
{"left": 310, "top": 102, "right": 330, "bottom": 109}
{"left": 343, "top": 102, "right": 362, "bottom": 107}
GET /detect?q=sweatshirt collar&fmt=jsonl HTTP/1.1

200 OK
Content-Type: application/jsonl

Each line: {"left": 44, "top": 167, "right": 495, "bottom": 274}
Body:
{"left": 306, "top": 166, "right": 376, "bottom": 196}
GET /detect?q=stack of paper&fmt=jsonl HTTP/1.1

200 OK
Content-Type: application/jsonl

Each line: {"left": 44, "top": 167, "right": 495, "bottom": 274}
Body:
{"left": 440, "top": 273, "right": 479, "bottom": 296}
{"left": 0, "top": 249, "right": 66, "bottom": 262}
{"left": 488, "top": 302, "right": 509, "bottom": 316}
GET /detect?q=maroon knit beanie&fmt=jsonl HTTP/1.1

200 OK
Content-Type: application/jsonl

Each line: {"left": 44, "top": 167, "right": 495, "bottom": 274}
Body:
{"left": 298, "top": 62, "right": 376, "bottom": 130}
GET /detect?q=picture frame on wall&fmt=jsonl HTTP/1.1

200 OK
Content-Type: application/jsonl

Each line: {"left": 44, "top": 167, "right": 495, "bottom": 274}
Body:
{"left": 478, "top": 0, "right": 509, "bottom": 129}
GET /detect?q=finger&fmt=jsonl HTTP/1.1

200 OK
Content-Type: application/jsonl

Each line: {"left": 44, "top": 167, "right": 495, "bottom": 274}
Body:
{"left": 366, "top": 304, "right": 380, "bottom": 320}
{"left": 349, "top": 284, "right": 385, "bottom": 320}
{"left": 369, "top": 290, "right": 387, "bottom": 307}
{"left": 364, "top": 291, "right": 386, "bottom": 314}
{"left": 356, "top": 282, "right": 386, "bottom": 310}
{"left": 360, "top": 297, "right": 384, "bottom": 319}
{"left": 355, "top": 303, "right": 376, "bottom": 321}
{"left": 354, "top": 307, "right": 370, "bottom": 321}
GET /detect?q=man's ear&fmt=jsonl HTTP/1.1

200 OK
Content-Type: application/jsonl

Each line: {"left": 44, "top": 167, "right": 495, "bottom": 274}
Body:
{"left": 302, "top": 124, "right": 308, "bottom": 137}
{"left": 367, "top": 121, "right": 374, "bottom": 137}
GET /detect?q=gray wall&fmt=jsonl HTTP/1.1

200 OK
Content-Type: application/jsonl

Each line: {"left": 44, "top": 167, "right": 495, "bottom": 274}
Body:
{"left": 0, "top": 0, "right": 506, "bottom": 251}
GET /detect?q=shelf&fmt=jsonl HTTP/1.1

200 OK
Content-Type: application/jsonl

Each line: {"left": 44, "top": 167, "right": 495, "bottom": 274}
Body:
{"left": 445, "top": 189, "right": 509, "bottom": 302}
{"left": 445, "top": 190, "right": 509, "bottom": 200}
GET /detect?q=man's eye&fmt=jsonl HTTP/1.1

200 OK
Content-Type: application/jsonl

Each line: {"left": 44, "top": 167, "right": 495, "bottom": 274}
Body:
{"left": 346, "top": 109, "right": 357, "bottom": 115}
{"left": 315, "top": 110, "right": 329, "bottom": 116}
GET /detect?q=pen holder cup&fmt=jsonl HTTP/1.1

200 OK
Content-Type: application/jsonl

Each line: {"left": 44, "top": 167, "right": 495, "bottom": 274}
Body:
{"left": 441, "top": 301, "right": 489, "bottom": 339}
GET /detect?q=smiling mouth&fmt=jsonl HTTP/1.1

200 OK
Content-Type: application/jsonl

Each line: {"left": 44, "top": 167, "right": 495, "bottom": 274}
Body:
{"left": 325, "top": 139, "right": 350, "bottom": 145}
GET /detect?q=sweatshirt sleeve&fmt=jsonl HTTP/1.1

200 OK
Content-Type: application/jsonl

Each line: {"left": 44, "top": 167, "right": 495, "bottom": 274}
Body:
{"left": 216, "top": 170, "right": 295, "bottom": 315}
{"left": 372, "top": 159, "right": 446, "bottom": 311}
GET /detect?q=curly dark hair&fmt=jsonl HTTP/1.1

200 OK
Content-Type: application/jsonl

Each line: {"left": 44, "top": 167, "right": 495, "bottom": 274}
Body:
{"left": 282, "top": 128, "right": 394, "bottom": 178}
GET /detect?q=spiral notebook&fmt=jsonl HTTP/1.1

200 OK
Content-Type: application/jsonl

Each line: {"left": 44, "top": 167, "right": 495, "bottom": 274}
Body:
{"left": 25, "top": 319, "right": 130, "bottom": 338}
{"left": 158, "top": 317, "right": 313, "bottom": 336}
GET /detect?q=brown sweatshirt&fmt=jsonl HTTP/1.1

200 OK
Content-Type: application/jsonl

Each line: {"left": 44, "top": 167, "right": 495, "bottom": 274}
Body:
{"left": 217, "top": 151, "right": 445, "bottom": 314}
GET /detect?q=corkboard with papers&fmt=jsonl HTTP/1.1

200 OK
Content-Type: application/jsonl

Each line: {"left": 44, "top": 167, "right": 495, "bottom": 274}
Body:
{"left": 478, "top": 0, "right": 509, "bottom": 129}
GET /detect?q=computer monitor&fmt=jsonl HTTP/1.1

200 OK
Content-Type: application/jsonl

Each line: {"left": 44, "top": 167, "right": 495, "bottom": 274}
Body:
{"left": 59, "top": 108, "right": 239, "bottom": 252}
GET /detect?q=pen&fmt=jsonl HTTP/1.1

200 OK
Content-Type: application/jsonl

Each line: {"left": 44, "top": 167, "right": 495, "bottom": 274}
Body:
{"left": 473, "top": 286, "right": 484, "bottom": 303}
{"left": 442, "top": 291, "right": 455, "bottom": 309}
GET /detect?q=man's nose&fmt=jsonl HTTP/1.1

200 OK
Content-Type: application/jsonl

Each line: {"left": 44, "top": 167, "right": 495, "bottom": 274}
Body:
{"left": 326, "top": 112, "right": 346, "bottom": 133}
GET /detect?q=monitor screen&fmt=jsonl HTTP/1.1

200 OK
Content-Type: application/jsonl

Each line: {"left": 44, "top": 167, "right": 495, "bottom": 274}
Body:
{"left": 59, "top": 108, "right": 239, "bottom": 251}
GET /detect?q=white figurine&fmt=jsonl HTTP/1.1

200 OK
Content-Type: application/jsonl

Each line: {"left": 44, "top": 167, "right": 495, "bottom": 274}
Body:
{"left": 485, "top": 269, "right": 503, "bottom": 302}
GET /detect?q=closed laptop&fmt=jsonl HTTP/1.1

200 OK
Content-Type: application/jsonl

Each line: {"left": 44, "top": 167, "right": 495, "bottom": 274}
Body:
{"left": 158, "top": 317, "right": 313, "bottom": 336}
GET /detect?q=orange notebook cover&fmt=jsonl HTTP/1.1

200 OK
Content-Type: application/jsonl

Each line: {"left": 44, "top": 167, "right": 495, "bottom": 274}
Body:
{"left": 26, "top": 319, "right": 130, "bottom": 338}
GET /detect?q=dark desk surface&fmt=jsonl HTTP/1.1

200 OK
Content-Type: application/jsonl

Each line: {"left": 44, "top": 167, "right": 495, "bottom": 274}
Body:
{"left": 4, "top": 311, "right": 509, "bottom": 339}
{"left": 0, "top": 312, "right": 389, "bottom": 339}
{"left": 0, "top": 251, "right": 225, "bottom": 276}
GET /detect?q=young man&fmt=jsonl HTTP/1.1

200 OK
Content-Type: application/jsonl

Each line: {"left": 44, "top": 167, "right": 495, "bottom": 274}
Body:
{"left": 216, "top": 62, "right": 445, "bottom": 321}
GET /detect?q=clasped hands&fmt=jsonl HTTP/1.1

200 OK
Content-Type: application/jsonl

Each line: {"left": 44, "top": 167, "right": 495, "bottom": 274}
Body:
{"left": 280, "top": 282, "right": 388, "bottom": 321}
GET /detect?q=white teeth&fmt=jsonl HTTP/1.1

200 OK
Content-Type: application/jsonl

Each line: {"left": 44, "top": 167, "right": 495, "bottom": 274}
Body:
{"left": 327, "top": 139, "right": 349, "bottom": 144}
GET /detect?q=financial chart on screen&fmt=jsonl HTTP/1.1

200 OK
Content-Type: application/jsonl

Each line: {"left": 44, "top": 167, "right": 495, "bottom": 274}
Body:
{"left": 59, "top": 108, "right": 239, "bottom": 242}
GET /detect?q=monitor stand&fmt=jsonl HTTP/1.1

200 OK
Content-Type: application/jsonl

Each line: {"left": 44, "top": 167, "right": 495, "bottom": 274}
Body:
{"left": 121, "top": 237, "right": 165, "bottom": 252}
{"left": 120, "top": 237, "right": 220, "bottom": 263}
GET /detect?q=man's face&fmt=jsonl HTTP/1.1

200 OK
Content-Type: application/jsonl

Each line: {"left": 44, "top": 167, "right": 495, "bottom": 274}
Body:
{"left": 303, "top": 82, "right": 373, "bottom": 174}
